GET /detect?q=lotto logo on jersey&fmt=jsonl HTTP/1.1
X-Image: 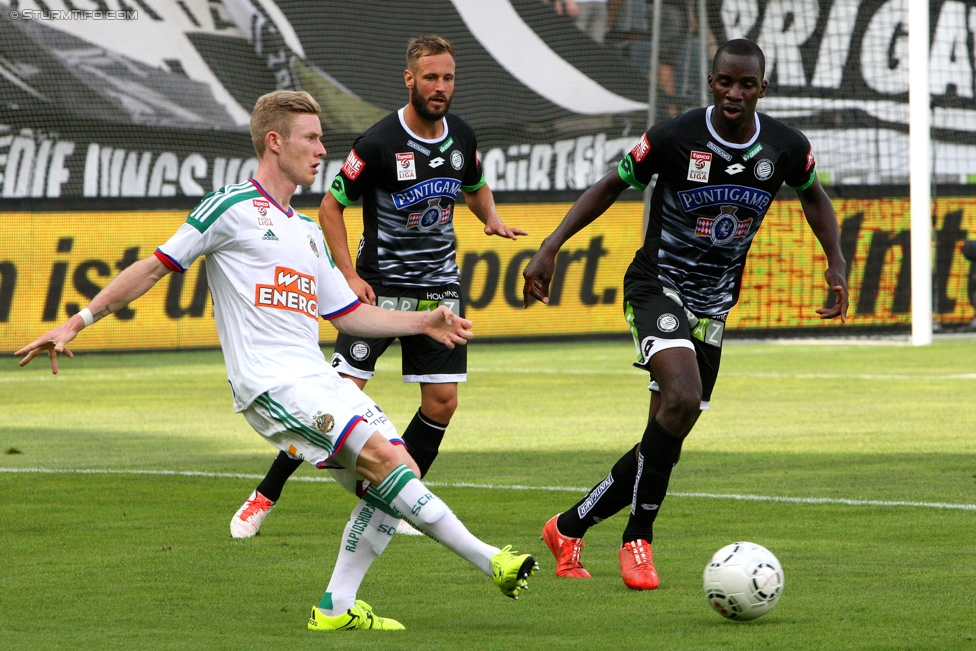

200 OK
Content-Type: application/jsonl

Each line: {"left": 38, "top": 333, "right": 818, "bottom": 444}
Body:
{"left": 687, "top": 151, "right": 712, "bottom": 183}
{"left": 396, "top": 152, "right": 417, "bottom": 181}
{"left": 805, "top": 146, "right": 816, "bottom": 172}
{"left": 341, "top": 150, "right": 365, "bottom": 181}
{"left": 631, "top": 134, "right": 651, "bottom": 163}
{"left": 254, "top": 266, "right": 318, "bottom": 320}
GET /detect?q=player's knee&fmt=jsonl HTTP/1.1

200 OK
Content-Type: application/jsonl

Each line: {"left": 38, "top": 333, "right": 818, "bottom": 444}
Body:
{"left": 658, "top": 390, "right": 700, "bottom": 433}
{"left": 422, "top": 395, "right": 457, "bottom": 423}
{"left": 357, "top": 434, "right": 410, "bottom": 481}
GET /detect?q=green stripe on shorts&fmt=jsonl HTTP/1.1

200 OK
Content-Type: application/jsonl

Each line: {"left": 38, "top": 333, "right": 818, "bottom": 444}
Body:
{"left": 624, "top": 301, "right": 642, "bottom": 362}
{"left": 255, "top": 393, "right": 334, "bottom": 454}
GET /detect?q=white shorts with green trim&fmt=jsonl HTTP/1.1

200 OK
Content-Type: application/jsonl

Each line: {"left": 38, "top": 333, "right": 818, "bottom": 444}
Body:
{"left": 242, "top": 376, "right": 402, "bottom": 494}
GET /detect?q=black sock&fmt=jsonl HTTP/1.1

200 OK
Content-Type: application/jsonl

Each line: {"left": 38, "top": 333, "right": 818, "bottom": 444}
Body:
{"left": 622, "top": 418, "right": 684, "bottom": 545}
{"left": 557, "top": 444, "right": 640, "bottom": 539}
{"left": 256, "top": 450, "right": 302, "bottom": 502}
{"left": 401, "top": 409, "right": 447, "bottom": 477}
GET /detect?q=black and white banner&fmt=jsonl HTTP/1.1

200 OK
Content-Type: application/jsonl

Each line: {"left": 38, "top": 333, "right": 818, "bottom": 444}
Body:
{"left": 1, "top": 0, "right": 974, "bottom": 201}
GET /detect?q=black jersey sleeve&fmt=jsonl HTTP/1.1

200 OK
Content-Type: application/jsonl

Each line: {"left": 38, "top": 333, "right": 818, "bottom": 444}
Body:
{"left": 328, "top": 134, "right": 382, "bottom": 207}
{"left": 460, "top": 151, "right": 485, "bottom": 192}
{"left": 455, "top": 118, "right": 486, "bottom": 192}
{"left": 616, "top": 119, "right": 673, "bottom": 192}
{"left": 783, "top": 127, "right": 817, "bottom": 191}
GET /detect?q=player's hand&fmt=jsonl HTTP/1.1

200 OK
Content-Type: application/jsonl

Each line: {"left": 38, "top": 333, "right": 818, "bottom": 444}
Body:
{"left": 483, "top": 215, "right": 527, "bottom": 241}
{"left": 346, "top": 273, "right": 376, "bottom": 305}
{"left": 15, "top": 321, "right": 82, "bottom": 374}
{"left": 424, "top": 305, "right": 473, "bottom": 349}
{"left": 816, "top": 266, "right": 849, "bottom": 323}
{"left": 522, "top": 247, "right": 557, "bottom": 307}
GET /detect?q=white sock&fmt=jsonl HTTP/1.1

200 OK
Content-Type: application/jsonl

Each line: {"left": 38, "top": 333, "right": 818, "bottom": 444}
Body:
{"left": 376, "top": 465, "right": 498, "bottom": 576}
{"left": 319, "top": 498, "right": 398, "bottom": 615}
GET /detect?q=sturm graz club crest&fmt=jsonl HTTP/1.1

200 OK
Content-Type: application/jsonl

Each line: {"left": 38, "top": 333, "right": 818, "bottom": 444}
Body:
{"left": 754, "top": 158, "right": 774, "bottom": 181}
{"left": 657, "top": 314, "right": 679, "bottom": 333}
{"left": 313, "top": 411, "right": 335, "bottom": 434}
{"left": 351, "top": 341, "right": 370, "bottom": 361}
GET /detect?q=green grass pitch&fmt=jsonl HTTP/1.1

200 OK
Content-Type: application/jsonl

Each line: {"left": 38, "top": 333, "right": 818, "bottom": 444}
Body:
{"left": 2, "top": 337, "right": 975, "bottom": 650}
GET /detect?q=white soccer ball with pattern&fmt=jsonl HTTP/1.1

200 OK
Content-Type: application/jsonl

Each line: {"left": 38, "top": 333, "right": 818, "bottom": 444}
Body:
{"left": 702, "top": 542, "right": 784, "bottom": 621}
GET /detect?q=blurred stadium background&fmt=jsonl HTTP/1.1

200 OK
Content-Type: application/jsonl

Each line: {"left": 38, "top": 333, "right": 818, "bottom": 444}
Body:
{"left": 2, "top": 0, "right": 975, "bottom": 353}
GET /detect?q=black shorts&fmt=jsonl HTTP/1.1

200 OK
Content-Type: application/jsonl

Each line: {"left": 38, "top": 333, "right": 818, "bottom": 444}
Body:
{"left": 331, "top": 283, "right": 466, "bottom": 384}
{"left": 623, "top": 278, "right": 724, "bottom": 407}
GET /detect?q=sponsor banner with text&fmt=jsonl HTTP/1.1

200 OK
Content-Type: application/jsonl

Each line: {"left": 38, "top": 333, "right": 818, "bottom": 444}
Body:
{"left": 2, "top": 199, "right": 975, "bottom": 353}
{"left": 3, "top": 0, "right": 976, "bottom": 203}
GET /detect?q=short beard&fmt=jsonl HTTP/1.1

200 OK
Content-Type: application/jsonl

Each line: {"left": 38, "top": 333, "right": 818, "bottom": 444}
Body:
{"left": 410, "top": 86, "right": 451, "bottom": 122}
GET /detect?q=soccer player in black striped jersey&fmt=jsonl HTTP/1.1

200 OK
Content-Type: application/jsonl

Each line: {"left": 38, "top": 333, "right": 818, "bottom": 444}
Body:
{"left": 523, "top": 39, "right": 849, "bottom": 590}
{"left": 320, "top": 35, "right": 526, "bottom": 486}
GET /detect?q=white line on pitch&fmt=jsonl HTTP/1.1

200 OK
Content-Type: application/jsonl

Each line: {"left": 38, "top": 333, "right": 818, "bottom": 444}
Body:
{"left": 720, "top": 371, "right": 976, "bottom": 381}
{"left": 466, "top": 368, "right": 976, "bottom": 381}
{"left": 0, "top": 367, "right": 221, "bottom": 383}
{"left": 5, "top": 366, "right": 975, "bottom": 382}
{"left": 2, "top": 467, "right": 973, "bottom": 512}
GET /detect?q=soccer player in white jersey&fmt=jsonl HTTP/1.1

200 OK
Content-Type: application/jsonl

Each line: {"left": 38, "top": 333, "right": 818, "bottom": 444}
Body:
{"left": 17, "top": 90, "right": 537, "bottom": 631}
{"left": 231, "top": 35, "right": 526, "bottom": 542}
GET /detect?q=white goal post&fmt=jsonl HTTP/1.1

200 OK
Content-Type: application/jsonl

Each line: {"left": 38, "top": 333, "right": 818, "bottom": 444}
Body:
{"left": 910, "top": 0, "right": 934, "bottom": 346}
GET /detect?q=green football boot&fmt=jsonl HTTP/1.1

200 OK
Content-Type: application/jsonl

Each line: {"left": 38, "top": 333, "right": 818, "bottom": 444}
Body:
{"left": 308, "top": 600, "right": 405, "bottom": 631}
{"left": 491, "top": 545, "right": 538, "bottom": 599}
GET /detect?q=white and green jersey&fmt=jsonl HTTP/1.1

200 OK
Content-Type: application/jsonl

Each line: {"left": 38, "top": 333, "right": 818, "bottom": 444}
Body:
{"left": 155, "top": 179, "right": 360, "bottom": 412}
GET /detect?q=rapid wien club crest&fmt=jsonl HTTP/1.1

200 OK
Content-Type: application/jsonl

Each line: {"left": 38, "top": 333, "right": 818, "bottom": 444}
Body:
{"left": 695, "top": 205, "right": 752, "bottom": 245}
{"left": 406, "top": 198, "right": 453, "bottom": 231}
{"left": 313, "top": 411, "right": 335, "bottom": 434}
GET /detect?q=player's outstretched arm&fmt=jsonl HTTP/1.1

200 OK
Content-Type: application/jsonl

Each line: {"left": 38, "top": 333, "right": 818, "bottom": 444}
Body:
{"left": 16, "top": 256, "right": 172, "bottom": 373}
{"left": 522, "top": 171, "right": 629, "bottom": 307}
{"left": 462, "top": 185, "right": 527, "bottom": 240}
{"left": 331, "top": 304, "right": 473, "bottom": 349}
{"left": 319, "top": 192, "right": 375, "bottom": 304}
{"left": 798, "top": 177, "right": 848, "bottom": 322}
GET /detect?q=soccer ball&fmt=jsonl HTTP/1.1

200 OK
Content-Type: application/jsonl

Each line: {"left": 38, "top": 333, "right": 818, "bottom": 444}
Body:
{"left": 702, "top": 542, "right": 784, "bottom": 621}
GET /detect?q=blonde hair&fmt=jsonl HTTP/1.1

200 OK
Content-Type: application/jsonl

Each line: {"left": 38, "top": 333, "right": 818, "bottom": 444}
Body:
{"left": 406, "top": 35, "right": 455, "bottom": 71}
{"left": 250, "top": 90, "right": 321, "bottom": 157}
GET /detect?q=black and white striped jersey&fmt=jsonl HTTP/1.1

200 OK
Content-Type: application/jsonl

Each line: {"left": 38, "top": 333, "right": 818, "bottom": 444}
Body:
{"left": 618, "top": 107, "right": 816, "bottom": 317}
{"left": 329, "top": 108, "right": 486, "bottom": 287}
